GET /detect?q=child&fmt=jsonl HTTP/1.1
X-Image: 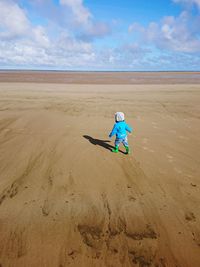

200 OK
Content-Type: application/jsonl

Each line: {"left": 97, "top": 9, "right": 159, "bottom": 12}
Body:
{"left": 109, "top": 112, "right": 132, "bottom": 154}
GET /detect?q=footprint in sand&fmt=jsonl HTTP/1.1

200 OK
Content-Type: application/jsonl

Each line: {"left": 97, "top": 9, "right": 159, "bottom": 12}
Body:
{"left": 141, "top": 138, "right": 154, "bottom": 153}
{"left": 2, "top": 128, "right": 11, "bottom": 133}
{"left": 126, "top": 224, "right": 158, "bottom": 266}
{"left": 142, "top": 146, "right": 154, "bottom": 153}
{"left": 41, "top": 199, "right": 50, "bottom": 216}
{"left": 149, "top": 149, "right": 155, "bottom": 153}
{"left": 142, "top": 138, "right": 148, "bottom": 144}
{"left": 174, "top": 167, "right": 182, "bottom": 174}
{"left": 179, "top": 135, "right": 189, "bottom": 140}
{"left": 0, "top": 179, "right": 22, "bottom": 206}
{"left": 128, "top": 196, "right": 136, "bottom": 202}
{"left": 185, "top": 212, "right": 196, "bottom": 222}
{"left": 137, "top": 116, "right": 143, "bottom": 121}
{"left": 152, "top": 122, "right": 159, "bottom": 129}
{"left": 77, "top": 224, "right": 103, "bottom": 249}
{"left": 166, "top": 154, "right": 174, "bottom": 162}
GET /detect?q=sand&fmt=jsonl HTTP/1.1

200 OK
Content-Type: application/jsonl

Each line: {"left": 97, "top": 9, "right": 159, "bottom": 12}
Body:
{"left": 1, "top": 70, "right": 200, "bottom": 84}
{"left": 0, "top": 75, "right": 200, "bottom": 267}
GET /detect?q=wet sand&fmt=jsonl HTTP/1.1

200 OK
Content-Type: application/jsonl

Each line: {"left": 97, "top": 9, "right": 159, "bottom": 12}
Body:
{"left": 0, "top": 74, "right": 200, "bottom": 267}
{"left": 1, "top": 70, "right": 200, "bottom": 84}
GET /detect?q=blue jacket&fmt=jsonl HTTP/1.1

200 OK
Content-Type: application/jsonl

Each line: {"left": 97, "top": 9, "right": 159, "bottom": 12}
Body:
{"left": 109, "top": 121, "right": 132, "bottom": 139}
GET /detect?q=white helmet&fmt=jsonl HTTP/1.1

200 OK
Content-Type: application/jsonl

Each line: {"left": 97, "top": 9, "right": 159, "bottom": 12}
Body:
{"left": 115, "top": 112, "right": 125, "bottom": 122}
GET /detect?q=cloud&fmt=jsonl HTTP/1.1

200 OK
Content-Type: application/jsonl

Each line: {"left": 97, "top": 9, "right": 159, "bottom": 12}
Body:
{"left": 60, "top": 0, "right": 92, "bottom": 25}
{"left": 0, "top": 0, "right": 30, "bottom": 39}
{"left": 0, "top": 0, "right": 50, "bottom": 47}
{"left": 125, "top": 0, "right": 200, "bottom": 69}
{"left": 59, "top": 0, "right": 111, "bottom": 39}
{"left": 128, "top": 23, "right": 145, "bottom": 33}
{"left": 129, "top": 10, "right": 200, "bottom": 53}
{"left": 0, "top": 35, "right": 95, "bottom": 68}
{"left": 147, "top": 11, "right": 200, "bottom": 52}
{"left": 0, "top": 0, "right": 113, "bottom": 69}
{"left": 26, "top": 0, "right": 111, "bottom": 40}
{"left": 173, "top": 0, "right": 200, "bottom": 9}
{"left": 0, "top": 0, "right": 96, "bottom": 68}
{"left": 78, "top": 22, "right": 112, "bottom": 41}
{"left": 122, "top": 43, "right": 151, "bottom": 55}
{"left": 57, "top": 31, "right": 92, "bottom": 53}
{"left": 32, "top": 26, "right": 50, "bottom": 48}
{"left": 1, "top": 0, "right": 200, "bottom": 70}
{"left": 153, "top": 52, "right": 200, "bottom": 70}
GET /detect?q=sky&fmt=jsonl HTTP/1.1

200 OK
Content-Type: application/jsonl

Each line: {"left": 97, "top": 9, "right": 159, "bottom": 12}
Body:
{"left": 0, "top": 0, "right": 200, "bottom": 70}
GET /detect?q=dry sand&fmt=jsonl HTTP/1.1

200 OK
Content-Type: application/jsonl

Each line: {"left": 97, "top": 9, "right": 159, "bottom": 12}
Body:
{"left": 0, "top": 74, "right": 200, "bottom": 267}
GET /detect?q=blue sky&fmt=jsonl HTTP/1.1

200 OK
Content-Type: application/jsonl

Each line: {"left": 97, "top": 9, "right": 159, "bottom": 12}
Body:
{"left": 0, "top": 0, "right": 200, "bottom": 70}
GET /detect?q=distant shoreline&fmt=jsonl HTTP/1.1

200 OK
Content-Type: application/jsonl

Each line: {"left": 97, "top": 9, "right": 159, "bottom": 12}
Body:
{"left": 0, "top": 70, "right": 200, "bottom": 84}
{"left": 1, "top": 69, "right": 200, "bottom": 73}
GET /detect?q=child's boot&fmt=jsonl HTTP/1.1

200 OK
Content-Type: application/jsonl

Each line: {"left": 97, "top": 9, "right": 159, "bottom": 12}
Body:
{"left": 125, "top": 146, "right": 130, "bottom": 154}
{"left": 112, "top": 146, "right": 119, "bottom": 153}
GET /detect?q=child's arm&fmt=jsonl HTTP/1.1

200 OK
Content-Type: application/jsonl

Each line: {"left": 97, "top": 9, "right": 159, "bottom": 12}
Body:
{"left": 109, "top": 124, "right": 117, "bottom": 138}
{"left": 125, "top": 123, "right": 132, "bottom": 133}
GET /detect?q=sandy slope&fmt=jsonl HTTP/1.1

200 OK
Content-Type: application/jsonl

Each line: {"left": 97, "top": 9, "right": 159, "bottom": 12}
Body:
{"left": 0, "top": 83, "right": 200, "bottom": 267}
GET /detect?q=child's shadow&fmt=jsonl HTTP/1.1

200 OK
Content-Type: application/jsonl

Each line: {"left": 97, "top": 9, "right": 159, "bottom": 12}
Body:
{"left": 83, "top": 135, "right": 125, "bottom": 154}
{"left": 83, "top": 135, "right": 113, "bottom": 151}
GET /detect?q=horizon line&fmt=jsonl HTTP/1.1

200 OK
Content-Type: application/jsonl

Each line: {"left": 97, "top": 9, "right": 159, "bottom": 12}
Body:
{"left": 1, "top": 69, "right": 200, "bottom": 73}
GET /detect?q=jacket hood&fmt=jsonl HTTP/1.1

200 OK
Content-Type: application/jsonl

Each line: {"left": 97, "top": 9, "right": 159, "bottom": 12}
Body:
{"left": 115, "top": 112, "right": 125, "bottom": 122}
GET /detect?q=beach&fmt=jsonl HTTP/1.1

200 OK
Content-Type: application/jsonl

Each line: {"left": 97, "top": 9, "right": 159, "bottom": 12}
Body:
{"left": 0, "top": 72, "right": 200, "bottom": 267}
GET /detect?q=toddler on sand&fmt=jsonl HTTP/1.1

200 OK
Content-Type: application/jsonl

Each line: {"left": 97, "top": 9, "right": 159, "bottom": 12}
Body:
{"left": 109, "top": 112, "right": 132, "bottom": 154}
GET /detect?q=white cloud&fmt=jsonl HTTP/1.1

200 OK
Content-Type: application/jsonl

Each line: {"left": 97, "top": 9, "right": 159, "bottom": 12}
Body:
{"left": 59, "top": 0, "right": 111, "bottom": 40}
{"left": 123, "top": 43, "right": 150, "bottom": 55}
{"left": 0, "top": 23, "right": 95, "bottom": 68}
{"left": 57, "top": 31, "right": 92, "bottom": 53}
{"left": 78, "top": 22, "right": 111, "bottom": 41}
{"left": 0, "top": 1, "right": 110, "bottom": 70}
{"left": 60, "top": 0, "right": 91, "bottom": 25}
{"left": 32, "top": 26, "right": 50, "bottom": 48}
{"left": 0, "top": 0, "right": 96, "bottom": 68}
{"left": 129, "top": 11, "right": 200, "bottom": 53}
{"left": 0, "top": 0, "right": 30, "bottom": 39}
{"left": 128, "top": 0, "right": 200, "bottom": 54}
{"left": 0, "top": 0, "right": 50, "bottom": 47}
{"left": 128, "top": 23, "right": 145, "bottom": 33}
{"left": 173, "top": 0, "right": 200, "bottom": 8}
{"left": 0, "top": 37, "right": 95, "bottom": 68}
{"left": 1, "top": 0, "right": 199, "bottom": 70}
